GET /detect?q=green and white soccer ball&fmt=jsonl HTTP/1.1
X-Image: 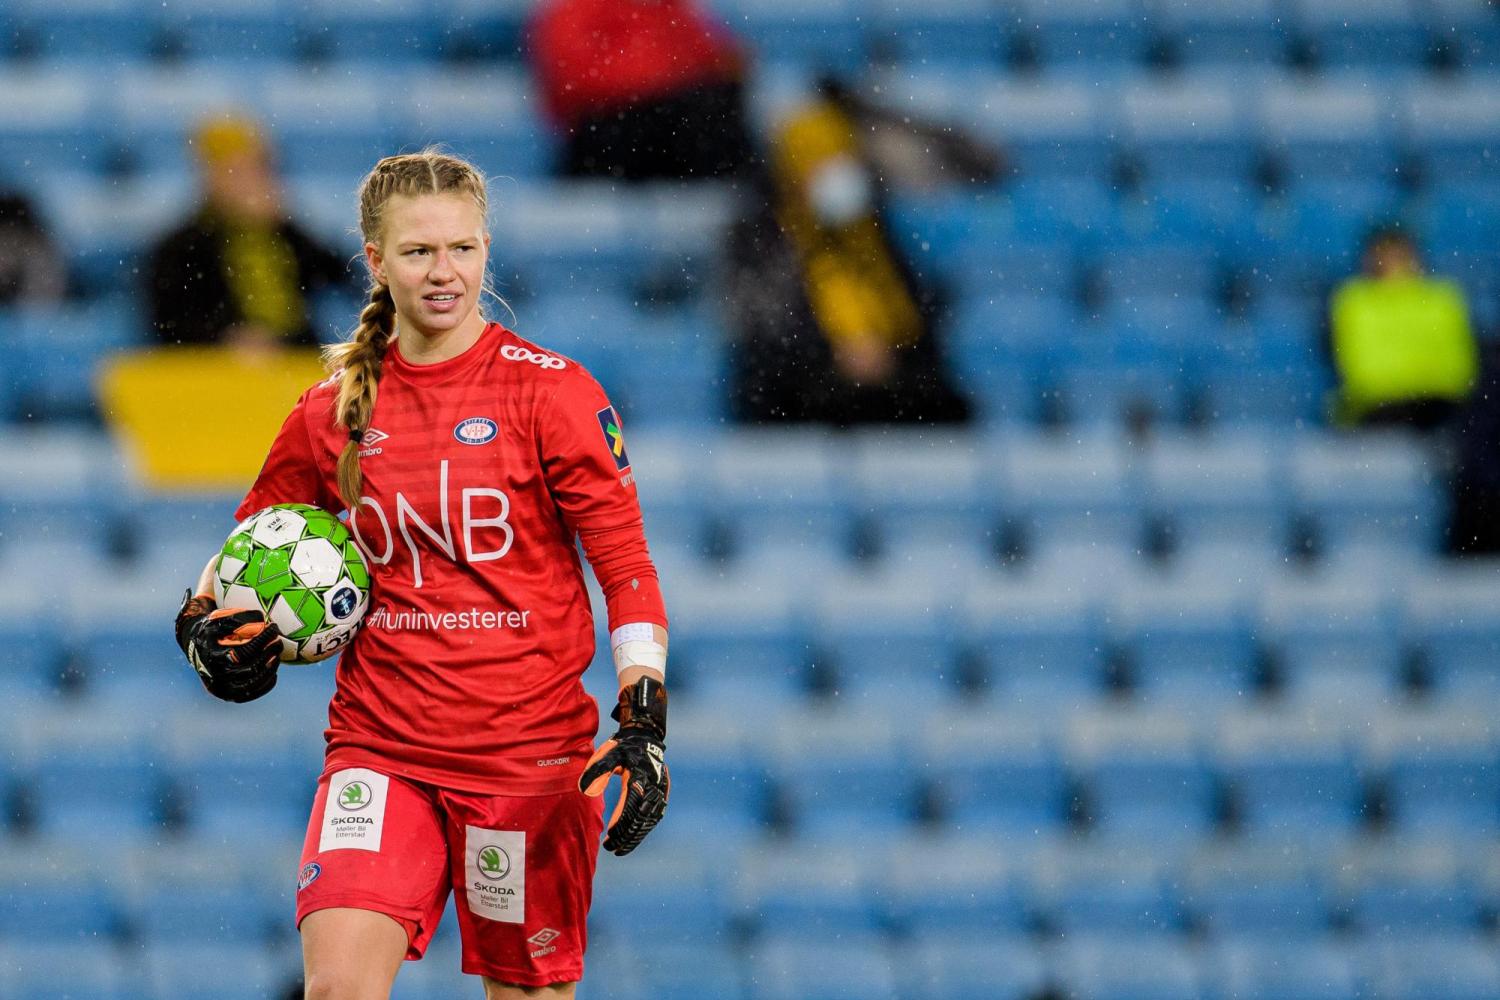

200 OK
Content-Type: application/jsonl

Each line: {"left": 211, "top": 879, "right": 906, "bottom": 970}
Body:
{"left": 212, "top": 504, "right": 371, "bottom": 664}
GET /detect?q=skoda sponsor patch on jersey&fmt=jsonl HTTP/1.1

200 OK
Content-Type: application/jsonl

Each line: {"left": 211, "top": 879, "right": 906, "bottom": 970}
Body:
{"left": 319, "top": 768, "right": 390, "bottom": 853}
{"left": 454, "top": 416, "right": 499, "bottom": 446}
{"left": 595, "top": 406, "right": 630, "bottom": 471}
{"left": 464, "top": 825, "right": 526, "bottom": 924}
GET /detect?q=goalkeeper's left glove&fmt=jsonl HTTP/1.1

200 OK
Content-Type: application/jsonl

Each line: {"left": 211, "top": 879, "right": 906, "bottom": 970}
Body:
{"left": 580, "top": 676, "right": 669, "bottom": 856}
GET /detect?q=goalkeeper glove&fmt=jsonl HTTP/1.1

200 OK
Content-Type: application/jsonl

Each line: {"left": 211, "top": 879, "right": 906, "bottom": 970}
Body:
{"left": 174, "top": 589, "right": 282, "bottom": 703}
{"left": 581, "top": 676, "right": 669, "bottom": 856}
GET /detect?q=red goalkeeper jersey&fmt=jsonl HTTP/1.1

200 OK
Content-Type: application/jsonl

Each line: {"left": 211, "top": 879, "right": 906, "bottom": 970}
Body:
{"left": 236, "top": 322, "right": 667, "bottom": 795}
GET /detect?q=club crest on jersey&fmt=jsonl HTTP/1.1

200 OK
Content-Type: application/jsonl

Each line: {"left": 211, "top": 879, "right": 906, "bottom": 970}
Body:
{"left": 595, "top": 406, "right": 630, "bottom": 471}
{"left": 454, "top": 417, "right": 499, "bottom": 446}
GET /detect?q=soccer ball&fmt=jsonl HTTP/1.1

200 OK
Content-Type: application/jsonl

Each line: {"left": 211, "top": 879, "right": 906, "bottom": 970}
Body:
{"left": 212, "top": 504, "right": 371, "bottom": 664}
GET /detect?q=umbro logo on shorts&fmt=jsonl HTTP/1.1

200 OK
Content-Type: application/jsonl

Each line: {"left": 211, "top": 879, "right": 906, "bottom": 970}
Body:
{"left": 501, "top": 345, "right": 566, "bottom": 369}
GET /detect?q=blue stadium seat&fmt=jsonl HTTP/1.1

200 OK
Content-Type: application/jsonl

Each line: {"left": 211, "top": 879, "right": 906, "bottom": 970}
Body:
{"left": 1151, "top": 0, "right": 1286, "bottom": 66}
{"left": 812, "top": 568, "right": 965, "bottom": 706}
{"left": 997, "top": 432, "right": 1141, "bottom": 550}
{"left": 0, "top": 844, "right": 131, "bottom": 943}
{"left": 1112, "top": 580, "right": 1258, "bottom": 708}
{"left": 1011, "top": 176, "right": 1121, "bottom": 246}
{"left": 396, "top": 69, "right": 551, "bottom": 181}
{"left": 0, "top": 941, "right": 145, "bottom": 1000}
{"left": 1014, "top": 0, "right": 1151, "bottom": 68}
{"left": 589, "top": 848, "right": 732, "bottom": 945}
{"left": 12, "top": 0, "right": 161, "bottom": 61}
{"left": 1338, "top": 841, "right": 1485, "bottom": 934}
{"left": 875, "top": 834, "right": 1030, "bottom": 934}
{"left": 920, "top": 708, "right": 1069, "bottom": 835}
{"left": 648, "top": 709, "right": 771, "bottom": 848}
{"left": 964, "top": 574, "right": 1110, "bottom": 710}
{"left": 1422, "top": 0, "right": 1500, "bottom": 70}
{"left": 974, "top": 78, "right": 1111, "bottom": 180}
{"left": 1258, "top": 79, "right": 1398, "bottom": 182}
{"left": 1276, "top": 178, "right": 1403, "bottom": 270}
{"left": 749, "top": 932, "right": 900, "bottom": 1000}
{"left": 845, "top": 428, "right": 990, "bottom": 553}
{"left": 24, "top": 170, "right": 192, "bottom": 290}
{"left": 1116, "top": 77, "right": 1255, "bottom": 182}
{"left": 1288, "top": 0, "right": 1431, "bottom": 70}
{"left": 1067, "top": 708, "right": 1217, "bottom": 841}
{"left": 125, "top": 840, "right": 290, "bottom": 945}
{"left": 712, "top": 0, "right": 868, "bottom": 75}
{"left": 1368, "top": 937, "right": 1500, "bottom": 1000}
{"left": 664, "top": 570, "right": 809, "bottom": 706}
{"left": 1259, "top": 577, "right": 1403, "bottom": 706}
{"left": 1212, "top": 940, "right": 1360, "bottom": 1000}
{"left": 105, "top": 65, "right": 262, "bottom": 176}
{"left": 1366, "top": 710, "right": 1499, "bottom": 836}
{"left": 143, "top": 942, "right": 290, "bottom": 1000}
{"left": 3, "top": 301, "right": 146, "bottom": 417}
{"left": 260, "top": 69, "right": 398, "bottom": 177}
{"left": 17, "top": 708, "right": 170, "bottom": 840}
{"left": 161, "top": 709, "right": 321, "bottom": 839}
{"left": 867, "top": 0, "right": 1007, "bottom": 64}
{"left": 612, "top": 317, "right": 725, "bottom": 429}
{"left": 623, "top": 430, "right": 713, "bottom": 558}
{"left": 295, "top": 0, "right": 443, "bottom": 63}
{"left": 1134, "top": 178, "right": 1261, "bottom": 245}
{"left": 1217, "top": 711, "right": 1364, "bottom": 841}
{"left": 1187, "top": 845, "right": 1333, "bottom": 937}
{"left": 160, "top": 0, "right": 296, "bottom": 62}
{"left": 1402, "top": 568, "right": 1500, "bottom": 703}
{"left": 1036, "top": 846, "right": 1186, "bottom": 935}
{"left": 901, "top": 932, "right": 1046, "bottom": 1000}
{"left": 708, "top": 430, "right": 851, "bottom": 553}
{"left": 769, "top": 707, "right": 920, "bottom": 837}
{"left": 735, "top": 848, "right": 885, "bottom": 938}
{"left": 1052, "top": 936, "right": 1202, "bottom": 1000}
{"left": 1140, "top": 432, "right": 1286, "bottom": 550}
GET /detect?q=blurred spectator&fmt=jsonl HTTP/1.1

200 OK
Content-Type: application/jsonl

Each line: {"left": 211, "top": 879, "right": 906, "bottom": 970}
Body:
{"left": 726, "top": 79, "right": 993, "bottom": 426}
{"left": 528, "top": 0, "right": 757, "bottom": 181}
{"left": 0, "top": 189, "right": 66, "bottom": 305}
{"left": 146, "top": 114, "right": 348, "bottom": 351}
{"left": 1327, "top": 227, "right": 1478, "bottom": 431}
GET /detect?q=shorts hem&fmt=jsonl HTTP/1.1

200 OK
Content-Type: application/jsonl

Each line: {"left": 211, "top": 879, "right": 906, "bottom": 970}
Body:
{"left": 296, "top": 895, "right": 428, "bottom": 953}
{"left": 460, "top": 960, "right": 584, "bottom": 988}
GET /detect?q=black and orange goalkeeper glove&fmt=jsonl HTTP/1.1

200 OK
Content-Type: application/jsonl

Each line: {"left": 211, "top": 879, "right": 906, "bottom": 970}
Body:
{"left": 174, "top": 590, "right": 282, "bottom": 703}
{"left": 581, "top": 676, "right": 669, "bottom": 856}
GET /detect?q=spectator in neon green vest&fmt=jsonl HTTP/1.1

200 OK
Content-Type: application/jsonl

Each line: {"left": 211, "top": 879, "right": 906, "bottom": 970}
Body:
{"left": 1329, "top": 228, "right": 1478, "bottom": 430}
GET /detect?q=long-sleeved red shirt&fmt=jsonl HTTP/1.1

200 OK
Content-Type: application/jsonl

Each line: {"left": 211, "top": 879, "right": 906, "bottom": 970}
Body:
{"left": 237, "top": 323, "right": 667, "bottom": 795}
{"left": 529, "top": 0, "right": 743, "bottom": 128}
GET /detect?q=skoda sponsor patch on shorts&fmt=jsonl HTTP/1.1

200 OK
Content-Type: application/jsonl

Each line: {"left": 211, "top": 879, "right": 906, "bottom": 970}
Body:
{"left": 319, "top": 768, "right": 389, "bottom": 853}
{"left": 464, "top": 825, "right": 525, "bottom": 924}
{"left": 454, "top": 416, "right": 499, "bottom": 446}
{"left": 297, "top": 862, "right": 321, "bottom": 891}
{"left": 595, "top": 406, "right": 630, "bottom": 471}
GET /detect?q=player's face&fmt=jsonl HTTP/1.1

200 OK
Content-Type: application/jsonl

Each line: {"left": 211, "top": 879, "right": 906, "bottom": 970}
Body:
{"left": 367, "top": 192, "right": 490, "bottom": 339}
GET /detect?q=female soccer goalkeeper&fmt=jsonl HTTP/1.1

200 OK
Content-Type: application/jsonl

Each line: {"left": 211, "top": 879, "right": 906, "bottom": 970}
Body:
{"left": 172, "top": 150, "right": 670, "bottom": 1000}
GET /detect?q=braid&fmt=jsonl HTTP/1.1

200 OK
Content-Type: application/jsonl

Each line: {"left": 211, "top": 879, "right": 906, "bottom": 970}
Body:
{"left": 321, "top": 147, "right": 490, "bottom": 511}
{"left": 323, "top": 284, "right": 396, "bottom": 509}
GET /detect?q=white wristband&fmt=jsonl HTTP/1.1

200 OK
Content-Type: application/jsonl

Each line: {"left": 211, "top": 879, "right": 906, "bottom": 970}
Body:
{"left": 610, "top": 622, "right": 666, "bottom": 678}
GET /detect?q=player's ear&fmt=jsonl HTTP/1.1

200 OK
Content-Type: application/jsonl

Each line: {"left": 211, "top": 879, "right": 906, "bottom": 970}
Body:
{"left": 364, "top": 242, "right": 386, "bottom": 285}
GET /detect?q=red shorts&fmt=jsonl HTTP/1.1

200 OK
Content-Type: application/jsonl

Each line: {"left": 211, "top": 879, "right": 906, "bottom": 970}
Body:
{"left": 295, "top": 765, "right": 606, "bottom": 987}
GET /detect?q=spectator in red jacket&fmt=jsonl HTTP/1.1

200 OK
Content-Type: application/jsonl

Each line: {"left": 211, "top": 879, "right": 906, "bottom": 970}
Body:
{"left": 528, "top": 0, "right": 758, "bottom": 181}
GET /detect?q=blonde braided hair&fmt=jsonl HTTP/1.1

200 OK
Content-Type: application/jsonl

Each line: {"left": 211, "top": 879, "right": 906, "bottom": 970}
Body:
{"left": 323, "top": 149, "right": 489, "bottom": 509}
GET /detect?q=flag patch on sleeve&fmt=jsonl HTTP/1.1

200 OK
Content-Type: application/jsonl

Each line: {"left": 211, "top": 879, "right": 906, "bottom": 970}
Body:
{"left": 596, "top": 406, "right": 630, "bottom": 471}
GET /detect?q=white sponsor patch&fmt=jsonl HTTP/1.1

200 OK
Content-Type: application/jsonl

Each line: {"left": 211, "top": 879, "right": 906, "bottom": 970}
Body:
{"left": 465, "top": 826, "right": 525, "bottom": 924}
{"left": 319, "top": 768, "right": 389, "bottom": 853}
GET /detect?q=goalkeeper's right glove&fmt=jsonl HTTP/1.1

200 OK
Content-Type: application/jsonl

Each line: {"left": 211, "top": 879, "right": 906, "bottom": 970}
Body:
{"left": 174, "top": 590, "right": 282, "bottom": 703}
